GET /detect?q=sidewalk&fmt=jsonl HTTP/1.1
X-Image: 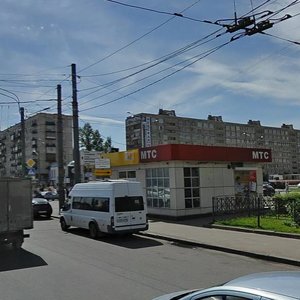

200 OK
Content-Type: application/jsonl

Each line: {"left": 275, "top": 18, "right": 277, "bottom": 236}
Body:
{"left": 50, "top": 200, "right": 300, "bottom": 266}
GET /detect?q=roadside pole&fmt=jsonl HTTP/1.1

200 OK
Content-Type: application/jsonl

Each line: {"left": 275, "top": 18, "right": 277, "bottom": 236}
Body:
{"left": 57, "top": 84, "right": 65, "bottom": 212}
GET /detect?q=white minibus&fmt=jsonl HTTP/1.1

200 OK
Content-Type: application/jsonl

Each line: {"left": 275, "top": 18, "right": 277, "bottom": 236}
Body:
{"left": 60, "top": 180, "right": 148, "bottom": 238}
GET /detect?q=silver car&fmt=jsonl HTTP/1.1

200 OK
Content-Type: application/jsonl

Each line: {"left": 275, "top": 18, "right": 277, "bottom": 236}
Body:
{"left": 153, "top": 271, "right": 300, "bottom": 300}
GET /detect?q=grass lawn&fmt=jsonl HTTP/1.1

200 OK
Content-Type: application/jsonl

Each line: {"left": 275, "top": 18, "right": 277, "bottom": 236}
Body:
{"left": 216, "top": 216, "right": 300, "bottom": 234}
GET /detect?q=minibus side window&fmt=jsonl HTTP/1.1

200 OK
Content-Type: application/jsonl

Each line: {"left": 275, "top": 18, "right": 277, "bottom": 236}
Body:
{"left": 80, "top": 197, "right": 93, "bottom": 210}
{"left": 72, "top": 197, "right": 109, "bottom": 212}
{"left": 92, "top": 197, "right": 109, "bottom": 212}
{"left": 72, "top": 197, "right": 81, "bottom": 209}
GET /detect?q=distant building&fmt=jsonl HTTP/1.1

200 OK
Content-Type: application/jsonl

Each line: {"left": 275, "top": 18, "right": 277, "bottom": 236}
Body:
{"left": 126, "top": 110, "right": 300, "bottom": 177}
{"left": 0, "top": 113, "right": 73, "bottom": 183}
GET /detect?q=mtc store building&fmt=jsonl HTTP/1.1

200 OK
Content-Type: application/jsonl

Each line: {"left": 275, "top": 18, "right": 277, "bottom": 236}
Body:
{"left": 101, "top": 144, "right": 271, "bottom": 218}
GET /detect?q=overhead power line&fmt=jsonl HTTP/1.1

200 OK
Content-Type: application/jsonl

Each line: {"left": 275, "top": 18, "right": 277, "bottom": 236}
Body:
{"left": 78, "top": 1, "right": 300, "bottom": 111}
{"left": 261, "top": 31, "right": 300, "bottom": 45}
{"left": 79, "top": 29, "right": 224, "bottom": 102}
{"left": 79, "top": 0, "right": 275, "bottom": 81}
{"left": 0, "top": 99, "right": 56, "bottom": 105}
{"left": 106, "top": 0, "right": 221, "bottom": 25}
{"left": 79, "top": 0, "right": 203, "bottom": 73}
{"left": 80, "top": 37, "right": 238, "bottom": 113}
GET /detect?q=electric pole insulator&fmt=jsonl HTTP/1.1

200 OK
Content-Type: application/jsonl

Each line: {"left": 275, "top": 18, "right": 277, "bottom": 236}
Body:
{"left": 246, "top": 20, "right": 273, "bottom": 36}
{"left": 226, "top": 17, "right": 255, "bottom": 33}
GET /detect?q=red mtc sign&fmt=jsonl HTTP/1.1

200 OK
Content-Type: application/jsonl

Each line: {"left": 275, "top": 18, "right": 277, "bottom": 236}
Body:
{"left": 139, "top": 145, "right": 272, "bottom": 163}
{"left": 252, "top": 150, "right": 270, "bottom": 160}
{"left": 140, "top": 149, "right": 157, "bottom": 160}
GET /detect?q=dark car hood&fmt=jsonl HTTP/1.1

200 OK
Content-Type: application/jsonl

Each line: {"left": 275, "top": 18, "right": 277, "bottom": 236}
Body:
{"left": 32, "top": 198, "right": 49, "bottom": 204}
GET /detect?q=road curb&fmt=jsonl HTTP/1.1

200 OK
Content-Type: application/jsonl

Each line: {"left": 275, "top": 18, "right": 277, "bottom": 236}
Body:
{"left": 137, "top": 232, "right": 300, "bottom": 267}
{"left": 210, "top": 224, "right": 300, "bottom": 240}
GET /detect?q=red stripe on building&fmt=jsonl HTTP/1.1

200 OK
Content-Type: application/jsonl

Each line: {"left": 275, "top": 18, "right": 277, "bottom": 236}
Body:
{"left": 139, "top": 144, "right": 272, "bottom": 163}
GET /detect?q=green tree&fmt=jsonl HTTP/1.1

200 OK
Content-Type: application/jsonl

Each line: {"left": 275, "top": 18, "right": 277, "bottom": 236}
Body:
{"left": 92, "top": 129, "right": 103, "bottom": 151}
{"left": 103, "top": 136, "right": 112, "bottom": 153}
{"left": 79, "top": 123, "right": 111, "bottom": 152}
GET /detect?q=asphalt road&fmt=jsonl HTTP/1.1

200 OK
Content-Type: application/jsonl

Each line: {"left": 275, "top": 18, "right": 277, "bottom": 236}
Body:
{"left": 0, "top": 218, "right": 298, "bottom": 300}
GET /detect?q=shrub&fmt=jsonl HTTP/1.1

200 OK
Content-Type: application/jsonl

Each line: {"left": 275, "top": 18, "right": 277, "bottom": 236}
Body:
{"left": 273, "top": 193, "right": 300, "bottom": 225}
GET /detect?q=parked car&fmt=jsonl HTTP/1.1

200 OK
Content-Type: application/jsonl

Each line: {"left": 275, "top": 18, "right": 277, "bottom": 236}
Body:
{"left": 263, "top": 183, "right": 275, "bottom": 196}
{"left": 152, "top": 271, "right": 300, "bottom": 300}
{"left": 32, "top": 197, "right": 53, "bottom": 219}
{"left": 40, "top": 191, "right": 58, "bottom": 201}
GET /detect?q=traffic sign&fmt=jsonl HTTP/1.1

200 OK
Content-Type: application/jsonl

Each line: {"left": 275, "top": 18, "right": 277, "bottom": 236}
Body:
{"left": 27, "top": 158, "right": 36, "bottom": 168}
{"left": 82, "top": 150, "right": 101, "bottom": 165}
{"left": 28, "top": 168, "right": 36, "bottom": 176}
{"left": 94, "top": 169, "right": 112, "bottom": 176}
{"left": 95, "top": 158, "right": 110, "bottom": 169}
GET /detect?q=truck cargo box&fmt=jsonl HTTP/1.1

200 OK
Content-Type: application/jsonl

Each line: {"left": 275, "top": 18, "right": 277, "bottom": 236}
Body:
{"left": 0, "top": 178, "right": 33, "bottom": 233}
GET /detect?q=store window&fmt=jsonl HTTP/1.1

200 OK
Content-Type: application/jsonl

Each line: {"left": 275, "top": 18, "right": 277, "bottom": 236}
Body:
{"left": 119, "top": 170, "right": 136, "bottom": 179}
{"left": 146, "top": 168, "right": 170, "bottom": 208}
{"left": 184, "top": 167, "right": 200, "bottom": 208}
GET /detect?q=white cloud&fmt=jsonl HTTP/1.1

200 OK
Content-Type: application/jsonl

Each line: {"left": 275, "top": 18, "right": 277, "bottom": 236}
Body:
{"left": 80, "top": 114, "right": 124, "bottom": 126}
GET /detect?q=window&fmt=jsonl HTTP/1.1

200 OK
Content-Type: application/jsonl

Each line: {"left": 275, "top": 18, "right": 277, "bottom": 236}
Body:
{"left": 146, "top": 168, "right": 170, "bottom": 208}
{"left": 45, "top": 121, "right": 55, "bottom": 126}
{"left": 92, "top": 197, "right": 109, "bottom": 212}
{"left": 119, "top": 171, "right": 127, "bottom": 178}
{"left": 184, "top": 167, "right": 200, "bottom": 208}
{"left": 72, "top": 197, "right": 81, "bottom": 209}
{"left": 115, "top": 196, "right": 144, "bottom": 212}
{"left": 128, "top": 171, "right": 136, "bottom": 178}
{"left": 72, "top": 196, "right": 109, "bottom": 212}
{"left": 118, "top": 170, "right": 136, "bottom": 179}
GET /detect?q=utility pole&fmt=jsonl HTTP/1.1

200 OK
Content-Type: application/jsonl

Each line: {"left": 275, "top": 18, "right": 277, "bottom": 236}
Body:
{"left": 20, "top": 107, "right": 26, "bottom": 177}
{"left": 57, "top": 84, "right": 65, "bottom": 210}
{"left": 71, "top": 63, "right": 81, "bottom": 184}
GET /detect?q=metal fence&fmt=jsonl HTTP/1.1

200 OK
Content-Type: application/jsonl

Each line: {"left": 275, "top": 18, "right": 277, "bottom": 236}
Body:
{"left": 212, "top": 194, "right": 300, "bottom": 224}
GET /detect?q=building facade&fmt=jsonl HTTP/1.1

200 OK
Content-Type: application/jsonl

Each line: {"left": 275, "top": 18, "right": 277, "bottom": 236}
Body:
{"left": 101, "top": 145, "right": 270, "bottom": 218}
{"left": 0, "top": 113, "right": 73, "bottom": 184}
{"left": 126, "top": 110, "right": 300, "bottom": 177}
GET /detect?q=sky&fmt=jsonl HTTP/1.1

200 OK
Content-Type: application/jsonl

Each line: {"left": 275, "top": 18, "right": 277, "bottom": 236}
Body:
{"left": 1, "top": 0, "right": 300, "bottom": 150}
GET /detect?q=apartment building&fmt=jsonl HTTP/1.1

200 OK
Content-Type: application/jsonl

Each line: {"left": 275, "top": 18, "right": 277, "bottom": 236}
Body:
{"left": 0, "top": 113, "right": 73, "bottom": 183}
{"left": 126, "top": 109, "right": 300, "bottom": 177}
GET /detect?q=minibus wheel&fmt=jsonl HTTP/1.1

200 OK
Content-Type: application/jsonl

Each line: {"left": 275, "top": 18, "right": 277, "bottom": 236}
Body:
{"left": 60, "top": 217, "right": 70, "bottom": 231}
{"left": 89, "top": 222, "right": 99, "bottom": 239}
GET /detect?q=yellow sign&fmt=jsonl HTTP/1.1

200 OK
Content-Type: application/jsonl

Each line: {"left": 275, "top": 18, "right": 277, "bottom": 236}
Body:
{"left": 94, "top": 169, "right": 112, "bottom": 176}
{"left": 27, "top": 158, "right": 36, "bottom": 168}
{"left": 101, "top": 149, "right": 139, "bottom": 166}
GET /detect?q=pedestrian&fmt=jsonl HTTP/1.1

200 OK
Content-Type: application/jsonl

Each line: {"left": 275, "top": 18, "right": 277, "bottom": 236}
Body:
{"left": 285, "top": 182, "right": 289, "bottom": 193}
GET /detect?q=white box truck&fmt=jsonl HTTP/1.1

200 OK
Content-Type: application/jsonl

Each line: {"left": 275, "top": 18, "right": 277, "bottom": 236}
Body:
{"left": 0, "top": 178, "right": 33, "bottom": 249}
{"left": 60, "top": 180, "right": 148, "bottom": 238}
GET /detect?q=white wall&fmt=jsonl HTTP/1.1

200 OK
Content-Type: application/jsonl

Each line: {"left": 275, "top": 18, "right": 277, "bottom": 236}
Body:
{"left": 110, "top": 162, "right": 263, "bottom": 218}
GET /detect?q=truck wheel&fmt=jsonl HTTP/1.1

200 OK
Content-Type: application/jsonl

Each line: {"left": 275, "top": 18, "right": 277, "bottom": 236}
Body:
{"left": 60, "top": 218, "right": 70, "bottom": 231}
{"left": 89, "top": 222, "right": 99, "bottom": 239}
